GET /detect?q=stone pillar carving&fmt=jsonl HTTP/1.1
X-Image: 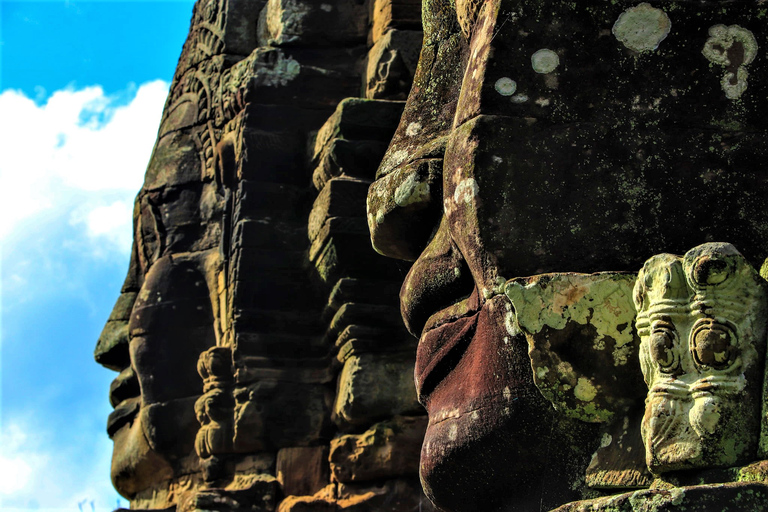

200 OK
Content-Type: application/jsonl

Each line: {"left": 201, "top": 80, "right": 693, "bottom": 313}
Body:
{"left": 195, "top": 346, "right": 235, "bottom": 481}
{"left": 634, "top": 243, "right": 768, "bottom": 473}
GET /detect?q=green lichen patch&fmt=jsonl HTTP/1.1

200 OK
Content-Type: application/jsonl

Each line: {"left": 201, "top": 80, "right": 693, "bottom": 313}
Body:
{"left": 505, "top": 273, "right": 642, "bottom": 423}
{"left": 612, "top": 3, "right": 671, "bottom": 53}
{"left": 702, "top": 24, "right": 758, "bottom": 100}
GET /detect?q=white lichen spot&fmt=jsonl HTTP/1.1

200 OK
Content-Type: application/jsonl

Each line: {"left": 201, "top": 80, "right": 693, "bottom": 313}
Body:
{"left": 405, "top": 122, "right": 422, "bottom": 137}
{"left": 494, "top": 77, "right": 517, "bottom": 96}
{"left": 394, "top": 173, "right": 430, "bottom": 207}
{"left": 453, "top": 177, "right": 479, "bottom": 204}
{"left": 320, "top": 3, "right": 333, "bottom": 12}
{"left": 511, "top": 94, "right": 529, "bottom": 104}
{"left": 574, "top": 377, "right": 598, "bottom": 402}
{"left": 531, "top": 49, "right": 560, "bottom": 74}
{"left": 492, "top": 155, "right": 503, "bottom": 164}
{"left": 503, "top": 387, "right": 512, "bottom": 400}
{"left": 600, "top": 433, "right": 613, "bottom": 448}
{"left": 448, "top": 423, "right": 458, "bottom": 441}
{"left": 535, "top": 97, "right": 551, "bottom": 107}
{"left": 504, "top": 310, "right": 520, "bottom": 336}
{"left": 702, "top": 24, "right": 758, "bottom": 100}
{"left": 536, "top": 366, "right": 549, "bottom": 379}
{"left": 387, "top": 149, "right": 410, "bottom": 169}
{"left": 613, "top": 3, "right": 671, "bottom": 53}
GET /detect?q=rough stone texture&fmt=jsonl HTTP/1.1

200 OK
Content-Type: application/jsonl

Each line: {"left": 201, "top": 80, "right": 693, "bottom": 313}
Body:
{"left": 277, "top": 447, "right": 330, "bottom": 497}
{"left": 329, "top": 416, "right": 426, "bottom": 482}
{"left": 364, "top": 29, "right": 423, "bottom": 100}
{"left": 369, "top": 0, "right": 422, "bottom": 44}
{"left": 334, "top": 352, "right": 421, "bottom": 427}
{"left": 258, "top": 0, "right": 368, "bottom": 47}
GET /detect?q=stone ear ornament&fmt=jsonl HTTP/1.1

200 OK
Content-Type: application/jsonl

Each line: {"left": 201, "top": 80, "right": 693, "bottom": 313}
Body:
{"left": 689, "top": 318, "right": 737, "bottom": 371}
{"left": 648, "top": 319, "right": 680, "bottom": 375}
{"left": 634, "top": 243, "right": 768, "bottom": 473}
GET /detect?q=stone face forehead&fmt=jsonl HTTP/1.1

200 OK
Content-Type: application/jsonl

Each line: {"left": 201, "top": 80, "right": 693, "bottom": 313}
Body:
{"left": 459, "top": 0, "right": 768, "bottom": 129}
{"left": 372, "top": 0, "right": 768, "bottom": 271}
{"left": 432, "top": 0, "right": 768, "bottom": 281}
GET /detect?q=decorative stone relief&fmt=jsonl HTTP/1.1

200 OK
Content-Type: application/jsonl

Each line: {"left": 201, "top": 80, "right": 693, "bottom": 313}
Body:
{"left": 634, "top": 243, "right": 768, "bottom": 473}
{"left": 195, "top": 347, "right": 235, "bottom": 480}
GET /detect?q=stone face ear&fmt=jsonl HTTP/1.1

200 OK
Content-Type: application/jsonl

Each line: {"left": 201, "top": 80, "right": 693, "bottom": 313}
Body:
{"left": 635, "top": 243, "right": 768, "bottom": 473}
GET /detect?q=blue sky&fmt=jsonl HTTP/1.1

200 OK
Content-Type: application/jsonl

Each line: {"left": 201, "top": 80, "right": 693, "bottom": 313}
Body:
{"left": 0, "top": 1, "right": 195, "bottom": 509}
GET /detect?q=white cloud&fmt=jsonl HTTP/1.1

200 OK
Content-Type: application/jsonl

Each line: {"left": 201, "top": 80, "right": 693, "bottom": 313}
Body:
{"left": 0, "top": 423, "right": 38, "bottom": 496}
{"left": 0, "top": 82, "right": 169, "bottom": 251}
{"left": 0, "top": 84, "right": 169, "bottom": 511}
{"left": 0, "top": 418, "right": 124, "bottom": 511}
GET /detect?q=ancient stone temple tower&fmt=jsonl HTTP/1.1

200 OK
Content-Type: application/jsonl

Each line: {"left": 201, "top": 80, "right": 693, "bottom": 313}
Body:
{"left": 97, "top": 0, "right": 768, "bottom": 511}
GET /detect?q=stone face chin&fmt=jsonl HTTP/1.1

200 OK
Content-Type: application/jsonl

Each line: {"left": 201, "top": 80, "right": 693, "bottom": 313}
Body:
{"left": 110, "top": 417, "right": 174, "bottom": 499}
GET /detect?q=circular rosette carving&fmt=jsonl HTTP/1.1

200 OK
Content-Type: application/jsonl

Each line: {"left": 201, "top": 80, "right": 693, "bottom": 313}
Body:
{"left": 649, "top": 320, "right": 680, "bottom": 375}
{"left": 689, "top": 253, "right": 734, "bottom": 288}
{"left": 689, "top": 319, "right": 737, "bottom": 371}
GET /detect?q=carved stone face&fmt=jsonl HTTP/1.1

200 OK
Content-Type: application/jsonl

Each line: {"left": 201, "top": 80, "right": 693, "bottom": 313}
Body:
{"left": 110, "top": 250, "right": 219, "bottom": 501}
{"left": 99, "top": 157, "right": 225, "bottom": 502}
{"left": 94, "top": 0, "right": 231, "bottom": 499}
{"left": 368, "top": 0, "right": 768, "bottom": 510}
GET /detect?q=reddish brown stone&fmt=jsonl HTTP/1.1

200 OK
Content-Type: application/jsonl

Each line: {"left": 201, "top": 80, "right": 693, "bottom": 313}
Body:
{"left": 277, "top": 447, "right": 330, "bottom": 497}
